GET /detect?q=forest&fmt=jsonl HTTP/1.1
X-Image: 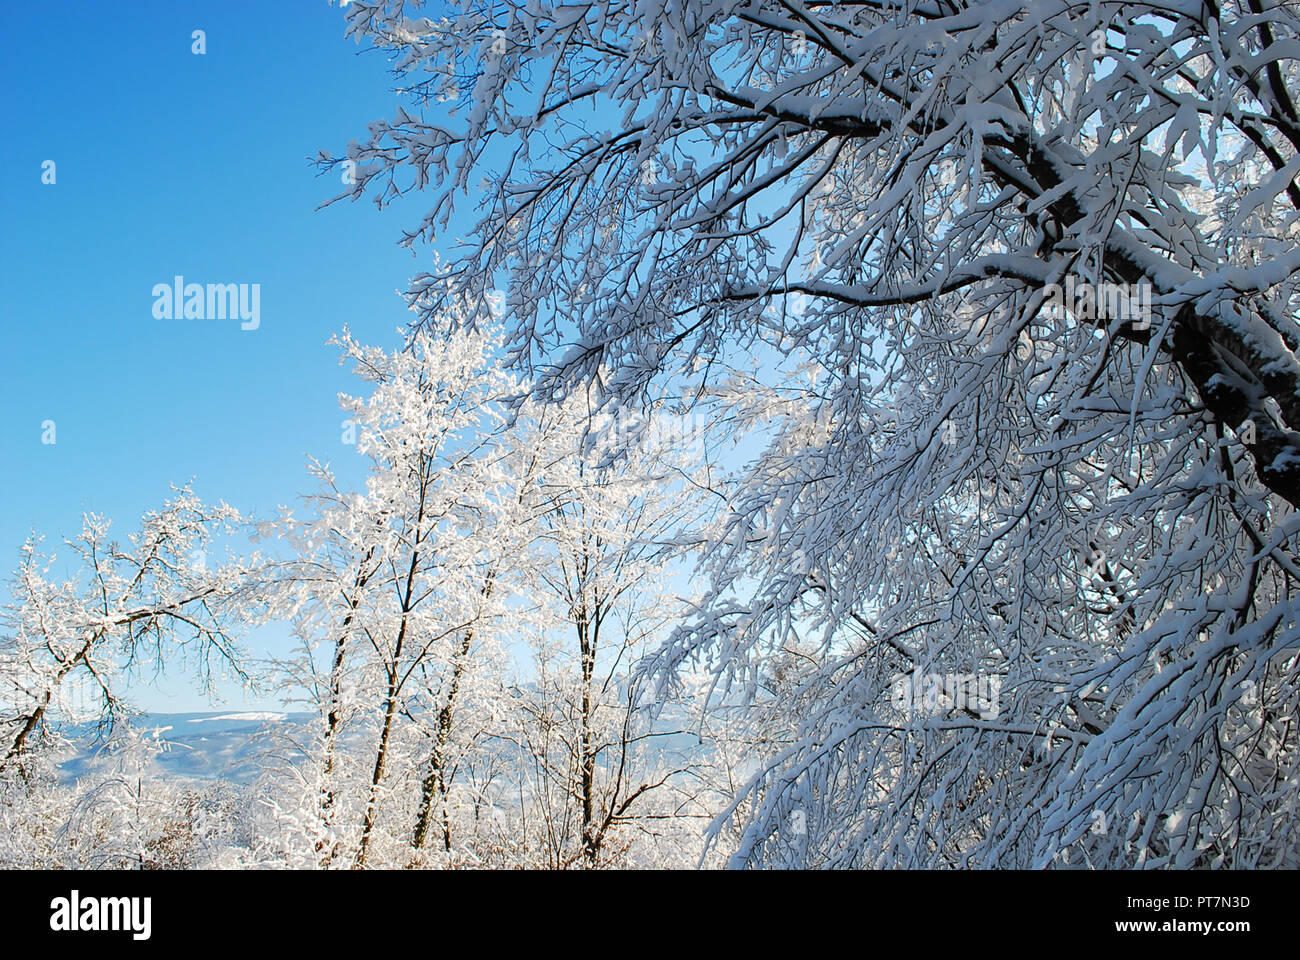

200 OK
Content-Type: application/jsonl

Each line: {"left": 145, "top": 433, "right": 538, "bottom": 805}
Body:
{"left": 2, "top": 0, "right": 1298, "bottom": 870}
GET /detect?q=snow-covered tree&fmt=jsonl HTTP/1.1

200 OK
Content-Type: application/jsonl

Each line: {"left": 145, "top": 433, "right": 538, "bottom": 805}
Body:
{"left": 0, "top": 487, "right": 261, "bottom": 772}
{"left": 266, "top": 324, "right": 722, "bottom": 868}
{"left": 497, "top": 395, "right": 713, "bottom": 867}
{"left": 328, "top": 0, "right": 1300, "bottom": 867}
{"left": 0, "top": 489, "right": 270, "bottom": 869}
{"left": 272, "top": 326, "right": 524, "bottom": 868}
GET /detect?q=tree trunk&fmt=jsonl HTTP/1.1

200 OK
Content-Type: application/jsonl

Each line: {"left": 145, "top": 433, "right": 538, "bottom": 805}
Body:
{"left": 354, "top": 663, "right": 401, "bottom": 869}
{"left": 411, "top": 628, "right": 472, "bottom": 851}
{"left": 317, "top": 553, "right": 373, "bottom": 867}
{"left": 3, "top": 631, "right": 98, "bottom": 766}
{"left": 579, "top": 616, "right": 599, "bottom": 865}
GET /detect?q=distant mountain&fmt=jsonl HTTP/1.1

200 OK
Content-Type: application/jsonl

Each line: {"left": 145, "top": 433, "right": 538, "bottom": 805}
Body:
{"left": 60, "top": 711, "right": 315, "bottom": 785}
{"left": 57, "top": 701, "right": 711, "bottom": 788}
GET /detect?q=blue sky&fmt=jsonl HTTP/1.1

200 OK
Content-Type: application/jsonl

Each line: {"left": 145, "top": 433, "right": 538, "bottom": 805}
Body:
{"left": 0, "top": 1, "right": 462, "bottom": 711}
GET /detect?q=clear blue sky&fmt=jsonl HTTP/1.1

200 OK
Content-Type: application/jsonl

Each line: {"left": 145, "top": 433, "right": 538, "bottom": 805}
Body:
{"left": 0, "top": 1, "right": 464, "bottom": 711}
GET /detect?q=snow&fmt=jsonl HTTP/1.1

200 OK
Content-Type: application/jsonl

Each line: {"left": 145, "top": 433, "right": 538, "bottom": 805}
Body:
{"left": 187, "top": 712, "right": 286, "bottom": 724}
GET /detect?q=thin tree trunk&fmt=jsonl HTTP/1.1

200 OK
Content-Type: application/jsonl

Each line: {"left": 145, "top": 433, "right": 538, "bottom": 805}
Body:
{"left": 411, "top": 577, "right": 494, "bottom": 852}
{"left": 4, "top": 632, "right": 98, "bottom": 766}
{"left": 579, "top": 616, "right": 599, "bottom": 865}
{"left": 354, "top": 660, "right": 402, "bottom": 869}
{"left": 411, "top": 629, "right": 471, "bottom": 851}
{"left": 317, "top": 552, "right": 374, "bottom": 867}
{"left": 355, "top": 519, "right": 423, "bottom": 868}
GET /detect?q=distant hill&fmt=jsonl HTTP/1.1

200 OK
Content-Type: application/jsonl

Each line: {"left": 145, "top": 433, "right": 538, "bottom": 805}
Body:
{"left": 60, "top": 711, "right": 315, "bottom": 785}
{"left": 57, "top": 701, "right": 711, "bottom": 788}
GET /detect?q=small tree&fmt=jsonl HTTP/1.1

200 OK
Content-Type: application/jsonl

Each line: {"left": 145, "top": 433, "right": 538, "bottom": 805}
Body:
{"left": 277, "top": 327, "right": 523, "bottom": 867}
{"left": 1, "top": 486, "right": 259, "bottom": 772}
{"left": 496, "top": 396, "right": 712, "bottom": 867}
